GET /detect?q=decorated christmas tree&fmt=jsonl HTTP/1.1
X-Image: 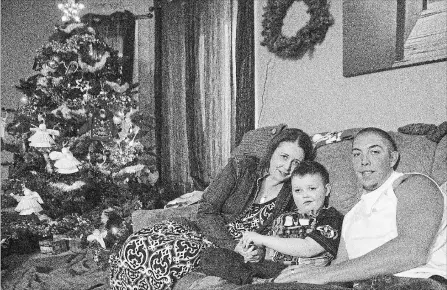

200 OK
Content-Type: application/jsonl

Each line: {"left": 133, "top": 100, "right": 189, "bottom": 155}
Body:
{"left": 1, "top": 1, "right": 163, "bottom": 261}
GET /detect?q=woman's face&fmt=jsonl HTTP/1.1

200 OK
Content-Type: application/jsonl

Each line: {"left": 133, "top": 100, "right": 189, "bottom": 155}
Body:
{"left": 268, "top": 141, "right": 305, "bottom": 183}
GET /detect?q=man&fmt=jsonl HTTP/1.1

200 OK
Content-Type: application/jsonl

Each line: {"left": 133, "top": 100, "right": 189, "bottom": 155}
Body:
{"left": 240, "top": 127, "right": 446, "bottom": 290}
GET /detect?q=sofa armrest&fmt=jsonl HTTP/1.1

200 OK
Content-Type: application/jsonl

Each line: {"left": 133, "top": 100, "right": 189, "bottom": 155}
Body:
{"left": 132, "top": 204, "right": 199, "bottom": 233}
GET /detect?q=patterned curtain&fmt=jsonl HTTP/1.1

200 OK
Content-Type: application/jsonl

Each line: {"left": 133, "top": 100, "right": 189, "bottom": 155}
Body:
{"left": 156, "top": 0, "right": 254, "bottom": 197}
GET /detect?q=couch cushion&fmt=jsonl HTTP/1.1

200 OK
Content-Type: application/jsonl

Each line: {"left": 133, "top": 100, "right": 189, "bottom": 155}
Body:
{"left": 431, "top": 135, "right": 447, "bottom": 186}
{"left": 390, "top": 132, "right": 437, "bottom": 176}
{"left": 132, "top": 205, "right": 199, "bottom": 232}
{"left": 231, "top": 124, "right": 287, "bottom": 159}
{"left": 315, "top": 140, "right": 360, "bottom": 215}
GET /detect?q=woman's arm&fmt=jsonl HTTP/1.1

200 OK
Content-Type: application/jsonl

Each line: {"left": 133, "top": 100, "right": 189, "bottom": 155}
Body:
{"left": 196, "top": 158, "right": 240, "bottom": 250}
{"left": 242, "top": 231, "right": 324, "bottom": 257}
{"left": 275, "top": 175, "right": 444, "bottom": 284}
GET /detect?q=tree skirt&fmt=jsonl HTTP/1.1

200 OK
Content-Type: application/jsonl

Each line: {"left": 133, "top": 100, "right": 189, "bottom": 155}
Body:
{"left": 1, "top": 249, "right": 108, "bottom": 290}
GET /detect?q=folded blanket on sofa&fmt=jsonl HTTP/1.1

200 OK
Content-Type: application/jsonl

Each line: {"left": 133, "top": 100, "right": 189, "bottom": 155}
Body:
{"left": 398, "top": 121, "right": 447, "bottom": 143}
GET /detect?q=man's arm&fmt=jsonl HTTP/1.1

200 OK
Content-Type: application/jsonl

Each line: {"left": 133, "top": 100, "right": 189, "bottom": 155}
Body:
{"left": 332, "top": 236, "right": 349, "bottom": 265}
{"left": 275, "top": 175, "right": 444, "bottom": 284}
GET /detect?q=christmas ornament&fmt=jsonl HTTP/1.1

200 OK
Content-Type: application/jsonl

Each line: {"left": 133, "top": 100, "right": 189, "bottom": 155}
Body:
{"left": 10, "top": 185, "right": 44, "bottom": 215}
{"left": 112, "top": 115, "right": 122, "bottom": 125}
{"left": 49, "top": 147, "right": 82, "bottom": 174}
{"left": 28, "top": 123, "right": 60, "bottom": 148}
{"left": 91, "top": 109, "right": 116, "bottom": 142}
{"left": 51, "top": 103, "right": 73, "bottom": 119}
{"left": 64, "top": 60, "right": 79, "bottom": 75}
{"left": 87, "top": 228, "right": 108, "bottom": 249}
{"left": 0, "top": 110, "right": 10, "bottom": 139}
{"left": 20, "top": 95, "right": 29, "bottom": 104}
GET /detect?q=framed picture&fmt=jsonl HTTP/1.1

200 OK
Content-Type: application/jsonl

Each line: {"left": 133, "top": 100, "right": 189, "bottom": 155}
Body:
{"left": 343, "top": 0, "right": 446, "bottom": 77}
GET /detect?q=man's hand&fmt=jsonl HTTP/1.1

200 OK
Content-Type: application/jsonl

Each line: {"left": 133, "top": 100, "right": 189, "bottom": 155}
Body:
{"left": 274, "top": 265, "right": 326, "bottom": 284}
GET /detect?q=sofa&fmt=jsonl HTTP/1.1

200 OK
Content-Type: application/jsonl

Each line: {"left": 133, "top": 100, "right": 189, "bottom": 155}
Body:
{"left": 131, "top": 123, "right": 447, "bottom": 290}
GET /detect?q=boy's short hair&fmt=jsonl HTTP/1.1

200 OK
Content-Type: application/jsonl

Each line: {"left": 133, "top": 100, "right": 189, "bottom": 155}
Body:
{"left": 291, "top": 160, "right": 330, "bottom": 185}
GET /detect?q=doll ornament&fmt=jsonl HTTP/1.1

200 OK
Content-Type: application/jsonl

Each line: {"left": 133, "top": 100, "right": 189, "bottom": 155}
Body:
{"left": 49, "top": 147, "right": 82, "bottom": 174}
{"left": 28, "top": 123, "right": 60, "bottom": 148}
{"left": 29, "top": 123, "right": 60, "bottom": 173}
{"left": 10, "top": 185, "right": 44, "bottom": 215}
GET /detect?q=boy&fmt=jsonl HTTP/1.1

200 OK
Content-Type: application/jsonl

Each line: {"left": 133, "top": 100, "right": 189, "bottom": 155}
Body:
{"left": 199, "top": 161, "right": 344, "bottom": 284}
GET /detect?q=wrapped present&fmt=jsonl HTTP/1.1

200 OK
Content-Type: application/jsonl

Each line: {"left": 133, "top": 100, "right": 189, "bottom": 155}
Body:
{"left": 52, "top": 239, "right": 68, "bottom": 254}
{"left": 38, "top": 237, "right": 69, "bottom": 254}
{"left": 39, "top": 238, "right": 53, "bottom": 254}
{"left": 68, "top": 238, "right": 84, "bottom": 253}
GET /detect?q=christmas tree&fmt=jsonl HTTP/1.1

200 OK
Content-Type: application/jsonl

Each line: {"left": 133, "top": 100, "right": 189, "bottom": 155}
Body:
{"left": 1, "top": 1, "right": 163, "bottom": 261}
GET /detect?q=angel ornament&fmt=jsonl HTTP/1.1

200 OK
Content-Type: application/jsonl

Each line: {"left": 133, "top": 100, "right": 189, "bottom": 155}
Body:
{"left": 49, "top": 147, "right": 82, "bottom": 174}
{"left": 87, "top": 228, "right": 108, "bottom": 249}
{"left": 28, "top": 123, "right": 60, "bottom": 148}
{"left": 10, "top": 185, "right": 44, "bottom": 215}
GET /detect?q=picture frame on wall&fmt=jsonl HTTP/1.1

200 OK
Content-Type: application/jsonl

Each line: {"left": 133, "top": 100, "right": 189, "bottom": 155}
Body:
{"left": 343, "top": 0, "right": 446, "bottom": 78}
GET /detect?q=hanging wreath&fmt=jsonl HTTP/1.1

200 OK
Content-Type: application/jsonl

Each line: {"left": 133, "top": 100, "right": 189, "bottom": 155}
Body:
{"left": 261, "top": 0, "right": 334, "bottom": 60}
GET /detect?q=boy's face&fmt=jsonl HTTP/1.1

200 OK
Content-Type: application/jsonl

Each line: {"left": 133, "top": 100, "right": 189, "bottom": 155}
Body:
{"left": 291, "top": 173, "right": 330, "bottom": 215}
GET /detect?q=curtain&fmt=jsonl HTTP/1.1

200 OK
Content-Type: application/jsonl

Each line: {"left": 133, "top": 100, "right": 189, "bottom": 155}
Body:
{"left": 235, "top": 0, "right": 255, "bottom": 146}
{"left": 156, "top": 0, "right": 254, "bottom": 196}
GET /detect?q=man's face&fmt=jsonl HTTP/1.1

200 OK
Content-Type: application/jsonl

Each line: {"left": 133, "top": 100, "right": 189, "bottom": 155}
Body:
{"left": 352, "top": 132, "right": 398, "bottom": 192}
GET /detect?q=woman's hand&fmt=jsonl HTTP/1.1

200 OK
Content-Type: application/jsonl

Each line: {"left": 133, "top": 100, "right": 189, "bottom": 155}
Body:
{"left": 234, "top": 239, "right": 264, "bottom": 263}
{"left": 274, "top": 265, "right": 326, "bottom": 284}
{"left": 241, "top": 231, "right": 265, "bottom": 247}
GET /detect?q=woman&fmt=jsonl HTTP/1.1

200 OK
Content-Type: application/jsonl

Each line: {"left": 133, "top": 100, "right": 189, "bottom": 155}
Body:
{"left": 109, "top": 128, "right": 314, "bottom": 290}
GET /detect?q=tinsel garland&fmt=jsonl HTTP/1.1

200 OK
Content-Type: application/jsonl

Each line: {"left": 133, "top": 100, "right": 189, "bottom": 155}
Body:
{"left": 261, "top": 0, "right": 334, "bottom": 60}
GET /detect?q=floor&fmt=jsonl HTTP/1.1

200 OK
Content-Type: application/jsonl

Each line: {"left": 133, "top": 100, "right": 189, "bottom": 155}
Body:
{"left": 1, "top": 249, "right": 109, "bottom": 290}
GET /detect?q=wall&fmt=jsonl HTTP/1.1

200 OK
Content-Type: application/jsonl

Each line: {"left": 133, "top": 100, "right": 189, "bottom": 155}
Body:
{"left": 254, "top": 0, "right": 447, "bottom": 135}
{"left": 1, "top": 0, "right": 60, "bottom": 109}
